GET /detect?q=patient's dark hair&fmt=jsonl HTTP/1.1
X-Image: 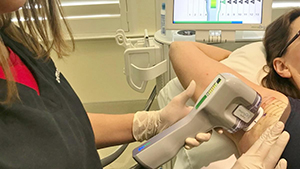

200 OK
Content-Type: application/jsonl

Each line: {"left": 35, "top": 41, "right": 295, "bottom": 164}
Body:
{"left": 262, "top": 8, "right": 300, "bottom": 99}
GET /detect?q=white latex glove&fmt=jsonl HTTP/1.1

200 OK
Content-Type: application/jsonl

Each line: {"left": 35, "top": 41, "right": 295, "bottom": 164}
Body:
{"left": 232, "top": 121, "right": 290, "bottom": 169}
{"left": 132, "top": 80, "right": 211, "bottom": 148}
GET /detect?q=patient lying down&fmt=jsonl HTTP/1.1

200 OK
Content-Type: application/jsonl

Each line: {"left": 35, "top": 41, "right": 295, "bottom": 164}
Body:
{"left": 167, "top": 9, "right": 300, "bottom": 168}
{"left": 169, "top": 42, "right": 291, "bottom": 168}
{"left": 169, "top": 40, "right": 294, "bottom": 168}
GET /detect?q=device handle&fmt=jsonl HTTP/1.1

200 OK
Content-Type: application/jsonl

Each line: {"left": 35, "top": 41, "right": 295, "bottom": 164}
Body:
{"left": 133, "top": 108, "right": 214, "bottom": 169}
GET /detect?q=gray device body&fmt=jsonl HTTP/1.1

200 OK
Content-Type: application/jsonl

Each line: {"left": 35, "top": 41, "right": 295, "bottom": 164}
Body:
{"left": 132, "top": 73, "right": 262, "bottom": 169}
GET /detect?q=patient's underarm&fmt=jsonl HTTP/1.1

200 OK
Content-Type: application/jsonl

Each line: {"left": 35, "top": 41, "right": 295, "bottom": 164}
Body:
{"left": 225, "top": 97, "right": 289, "bottom": 154}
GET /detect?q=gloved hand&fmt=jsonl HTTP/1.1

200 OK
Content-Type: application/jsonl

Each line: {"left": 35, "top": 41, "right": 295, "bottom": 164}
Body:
{"left": 232, "top": 121, "right": 290, "bottom": 169}
{"left": 132, "top": 80, "right": 212, "bottom": 148}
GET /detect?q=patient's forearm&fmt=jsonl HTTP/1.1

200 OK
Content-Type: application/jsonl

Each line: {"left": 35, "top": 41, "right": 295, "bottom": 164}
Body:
{"left": 170, "top": 41, "right": 231, "bottom": 62}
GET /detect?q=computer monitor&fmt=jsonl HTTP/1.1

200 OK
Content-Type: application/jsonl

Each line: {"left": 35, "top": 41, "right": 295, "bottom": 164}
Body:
{"left": 165, "top": 0, "right": 273, "bottom": 42}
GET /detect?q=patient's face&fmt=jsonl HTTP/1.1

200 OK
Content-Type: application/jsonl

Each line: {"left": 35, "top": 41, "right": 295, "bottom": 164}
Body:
{"left": 282, "top": 17, "right": 300, "bottom": 88}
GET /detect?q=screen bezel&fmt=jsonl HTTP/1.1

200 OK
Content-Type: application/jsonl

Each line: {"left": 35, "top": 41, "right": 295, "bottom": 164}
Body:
{"left": 165, "top": 0, "right": 273, "bottom": 31}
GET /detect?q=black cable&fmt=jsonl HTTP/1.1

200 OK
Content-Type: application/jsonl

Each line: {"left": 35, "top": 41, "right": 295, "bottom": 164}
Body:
{"left": 101, "top": 86, "right": 157, "bottom": 168}
{"left": 129, "top": 163, "right": 148, "bottom": 169}
{"left": 144, "top": 86, "right": 157, "bottom": 111}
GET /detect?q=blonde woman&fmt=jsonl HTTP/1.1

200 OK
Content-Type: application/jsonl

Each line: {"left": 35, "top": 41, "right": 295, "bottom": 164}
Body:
{"left": 0, "top": 0, "right": 211, "bottom": 168}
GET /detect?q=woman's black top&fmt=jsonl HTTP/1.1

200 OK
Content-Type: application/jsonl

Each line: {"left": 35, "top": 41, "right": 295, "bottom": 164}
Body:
{"left": 282, "top": 96, "right": 300, "bottom": 169}
{"left": 0, "top": 31, "right": 102, "bottom": 168}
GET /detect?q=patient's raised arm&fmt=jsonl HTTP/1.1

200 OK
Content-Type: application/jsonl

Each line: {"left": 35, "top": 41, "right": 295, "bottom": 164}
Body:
{"left": 169, "top": 41, "right": 279, "bottom": 102}
{"left": 169, "top": 41, "right": 289, "bottom": 153}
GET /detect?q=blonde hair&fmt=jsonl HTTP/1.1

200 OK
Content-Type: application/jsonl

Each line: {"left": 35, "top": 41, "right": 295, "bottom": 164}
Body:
{"left": 0, "top": 0, "right": 75, "bottom": 104}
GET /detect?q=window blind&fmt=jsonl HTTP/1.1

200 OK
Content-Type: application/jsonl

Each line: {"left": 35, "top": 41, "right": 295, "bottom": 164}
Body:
{"left": 60, "top": 0, "right": 128, "bottom": 39}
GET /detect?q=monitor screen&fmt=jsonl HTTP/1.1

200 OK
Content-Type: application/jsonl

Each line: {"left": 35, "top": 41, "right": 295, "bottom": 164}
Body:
{"left": 173, "top": 0, "right": 263, "bottom": 24}
{"left": 166, "top": 0, "right": 272, "bottom": 31}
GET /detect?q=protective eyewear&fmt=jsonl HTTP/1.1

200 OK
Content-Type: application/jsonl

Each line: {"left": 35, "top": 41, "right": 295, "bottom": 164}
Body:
{"left": 278, "top": 30, "right": 300, "bottom": 57}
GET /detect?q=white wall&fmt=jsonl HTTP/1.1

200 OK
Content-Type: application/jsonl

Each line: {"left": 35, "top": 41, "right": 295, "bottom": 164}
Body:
{"left": 52, "top": 1, "right": 159, "bottom": 104}
{"left": 51, "top": 1, "right": 292, "bottom": 106}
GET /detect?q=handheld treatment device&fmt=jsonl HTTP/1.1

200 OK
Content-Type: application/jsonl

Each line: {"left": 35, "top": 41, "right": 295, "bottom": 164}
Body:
{"left": 132, "top": 73, "right": 264, "bottom": 169}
